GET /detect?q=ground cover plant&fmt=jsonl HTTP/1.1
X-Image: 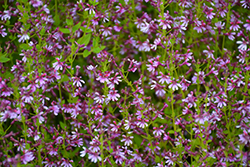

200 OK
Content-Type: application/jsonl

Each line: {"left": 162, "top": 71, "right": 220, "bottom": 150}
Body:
{"left": 0, "top": 0, "right": 250, "bottom": 166}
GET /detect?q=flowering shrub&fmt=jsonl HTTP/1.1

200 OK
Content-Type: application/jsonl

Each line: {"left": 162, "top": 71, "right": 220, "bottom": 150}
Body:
{"left": 0, "top": 0, "right": 250, "bottom": 166}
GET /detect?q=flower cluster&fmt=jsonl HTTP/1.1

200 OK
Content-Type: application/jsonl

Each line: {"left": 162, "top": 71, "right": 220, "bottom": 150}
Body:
{"left": 0, "top": 0, "right": 250, "bottom": 166}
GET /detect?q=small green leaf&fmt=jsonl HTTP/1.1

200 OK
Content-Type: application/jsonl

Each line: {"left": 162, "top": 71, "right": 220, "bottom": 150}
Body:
{"left": 40, "top": 27, "right": 46, "bottom": 36}
{"left": 59, "top": 28, "right": 70, "bottom": 34}
{"left": 154, "top": 118, "right": 168, "bottom": 124}
{"left": 133, "top": 134, "right": 143, "bottom": 147}
{"left": 89, "top": 0, "right": 99, "bottom": 5}
{"left": 77, "top": 33, "right": 91, "bottom": 46}
{"left": 80, "top": 27, "right": 92, "bottom": 33}
{"left": 60, "top": 122, "right": 67, "bottom": 130}
{"left": 20, "top": 43, "right": 32, "bottom": 50}
{"left": 93, "top": 37, "right": 99, "bottom": 47}
{"left": 72, "top": 22, "right": 81, "bottom": 33}
{"left": 66, "top": 18, "right": 73, "bottom": 26}
{"left": 83, "top": 50, "right": 91, "bottom": 58}
{"left": 0, "top": 56, "right": 10, "bottom": 63}
{"left": 68, "top": 97, "right": 79, "bottom": 104}
{"left": 168, "top": 130, "right": 175, "bottom": 134}
{"left": 54, "top": 15, "right": 60, "bottom": 26}
{"left": 61, "top": 74, "right": 70, "bottom": 82}
{"left": 17, "top": 5, "right": 24, "bottom": 12}
{"left": 92, "top": 46, "right": 105, "bottom": 53}
{"left": 23, "top": 13, "right": 29, "bottom": 20}
{"left": 26, "top": 143, "right": 30, "bottom": 149}
{"left": 155, "top": 156, "right": 161, "bottom": 163}
{"left": 0, "top": 128, "right": 4, "bottom": 136}
{"left": 63, "top": 150, "right": 69, "bottom": 158}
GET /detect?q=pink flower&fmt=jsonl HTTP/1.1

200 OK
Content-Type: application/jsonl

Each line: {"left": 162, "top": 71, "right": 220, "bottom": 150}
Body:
{"left": 29, "top": 0, "right": 43, "bottom": 7}
{"left": 61, "top": 158, "right": 73, "bottom": 167}
{"left": 241, "top": 0, "right": 250, "bottom": 8}
{"left": 243, "top": 17, "right": 250, "bottom": 31}
{"left": 136, "top": 118, "right": 149, "bottom": 128}
{"left": 110, "top": 121, "right": 120, "bottom": 132}
{"left": 21, "top": 94, "right": 34, "bottom": 104}
{"left": 121, "top": 135, "right": 133, "bottom": 146}
{"left": 89, "top": 137, "right": 101, "bottom": 152}
{"left": 1, "top": 10, "right": 11, "bottom": 20}
{"left": 236, "top": 38, "right": 249, "bottom": 51}
{"left": 203, "top": 46, "right": 214, "bottom": 59}
{"left": 153, "top": 125, "right": 164, "bottom": 137}
{"left": 214, "top": 21, "right": 225, "bottom": 30}
{"left": 72, "top": 76, "right": 85, "bottom": 87}
{"left": 239, "top": 131, "right": 250, "bottom": 145}
{"left": 157, "top": 72, "right": 171, "bottom": 84}
{"left": 140, "top": 20, "right": 150, "bottom": 33}
{"left": 168, "top": 79, "right": 181, "bottom": 91}
{"left": 21, "top": 150, "right": 35, "bottom": 164}
{"left": 94, "top": 92, "right": 105, "bottom": 104}
{"left": 84, "top": 4, "right": 96, "bottom": 15}
{"left": 204, "top": 6, "right": 215, "bottom": 19}
{"left": 88, "top": 152, "right": 102, "bottom": 163}
{"left": 80, "top": 147, "right": 87, "bottom": 157}
{"left": 53, "top": 57, "right": 64, "bottom": 71}
{"left": 17, "top": 28, "right": 30, "bottom": 43}
{"left": 0, "top": 25, "right": 7, "bottom": 37}
{"left": 107, "top": 89, "right": 120, "bottom": 101}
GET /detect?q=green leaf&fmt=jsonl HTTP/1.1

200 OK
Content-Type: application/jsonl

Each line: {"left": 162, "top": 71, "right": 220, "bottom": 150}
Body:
{"left": 61, "top": 74, "right": 70, "bottom": 82}
{"left": 133, "top": 134, "right": 143, "bottom": 147}
{"left": 80, "top": 27, "right": 92, "bottom": 33}
{"left": 0, "top": 56, "right": 10, "bottom": 63}
{"left": 23, "top": 13, "right": 29, "bottom": 20}
{"left": 20, "top": 43, "right": 32, "bottom": 50}
{"left": 66, "top": 18, "right": 73, "bottom": 26}
{"left": 89, "top": 0, "right": 99, "bottom": 5}
{"left": 92, "top": 46, "right": 105, "bottom": 53}
{"left": 1, "top": 71, "right": 14, "bottom": 80}
{"left": 63, "top": 150, "right": 69, "bottom": 158}
{"left": 83, "top": 50, "right": 91, "bottom": 58}
{"left": 155, "top": 156, "right": 161, "bottom": 163}
{"left": 40, "top": 27, "right": 46, "bottom": 36}
{"left": 168, "top": 130, "right": 175, "bottom": 134}
{"left": 26, "top": 143, "right": 30, "bottom": 149}
{"left": 154, "top": 118, "right": 168, "bottom": 124}
{"left": 93, "top": 37, "right": 99, "bottom": 47}
{"left": 72, "top": 22, "right": 81, "bottom": 33}
{"left": 17, "top": 5, "right": 24, "bottom": 12}
{"left": 60, "top": 122, "right": 67, "bottom": 130}
{"left": 77, "top": 33, "right": 91, "bottom": 46}
{"left": 68, "top": 97, "right": 79, "bottom": 104}
{"left": 54, "top": 15, "right": 60, "bottom": 26}
{"left": 0, "top": 128, "right": 4, "bottom": 136}
{"left": 59, "top": 28, "right": 70, "bottom": 34}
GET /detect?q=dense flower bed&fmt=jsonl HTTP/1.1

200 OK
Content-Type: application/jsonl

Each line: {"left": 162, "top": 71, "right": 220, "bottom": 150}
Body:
{"left": 0, "top": 0, "right": 250, "bottom": 166}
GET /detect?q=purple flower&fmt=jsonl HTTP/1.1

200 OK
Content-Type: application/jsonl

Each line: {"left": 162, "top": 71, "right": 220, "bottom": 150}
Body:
{"left": 107, "top": 89, "right": 120, "bottom": 102}
{"left": 88, "top": 152, "right": 102, "bottom": 163}
{"left": 239, "top": 131, "right": 250, "bottom": 145}
{"left": 236, "top": 38, "right": 249, "bottom": 51}
{"left": 61, "top": 158, "right": 73, "bottom": 167}
{"left": 21, "top": 151, "right": 35, "bottom": 164}
{"left": 0, "top": 25, "right": 7, "bottom": 37}
{"left": 1, "top": 10, "right": 11, "bottom": 20}
{"left": 30, "top": 0, "right": 43, "bottom": 7}
{"left": 121, "top": 135, "right": 133, "bottom": 146}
